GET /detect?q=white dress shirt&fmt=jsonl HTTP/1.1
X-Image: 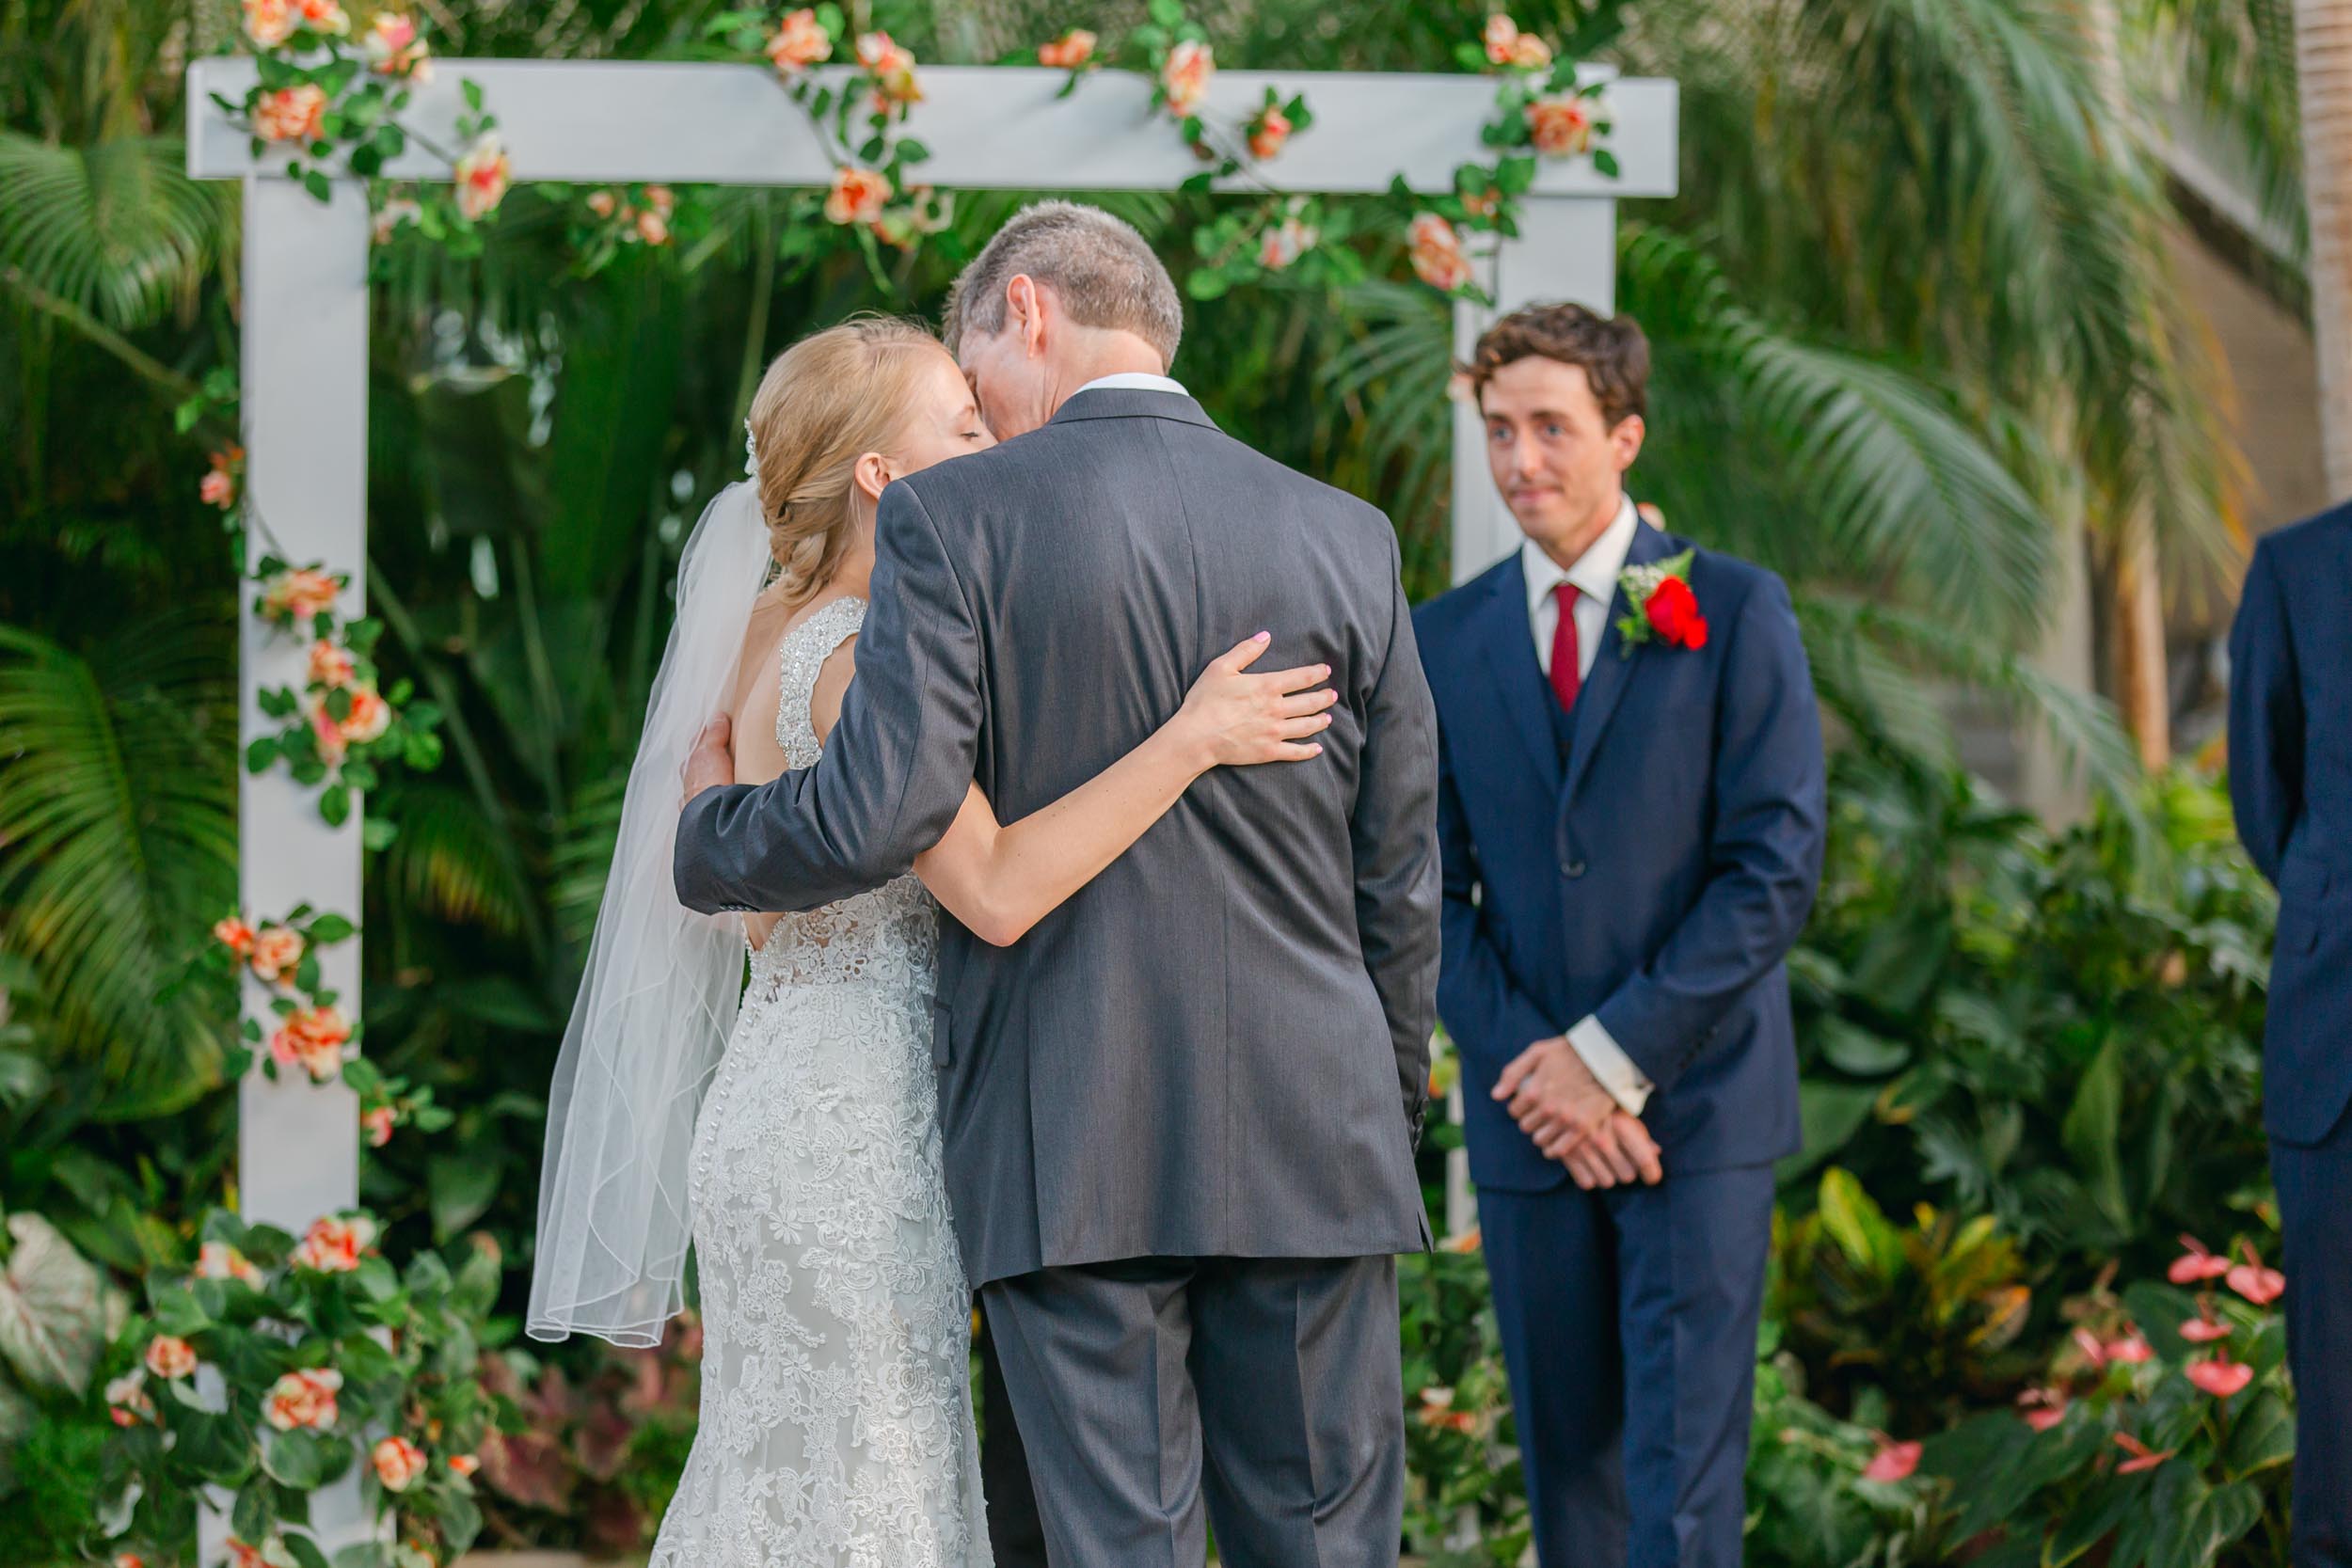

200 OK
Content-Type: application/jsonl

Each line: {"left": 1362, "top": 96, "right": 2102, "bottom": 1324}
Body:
{"left": 1518, "top": 494, "right": 1656, "bottom": 1118}
{"left": 1073, "top": 371, "right": 1189, "bottom": 397}
{"left": 1522, "top": 493, "right": 1641, "bottom": 685}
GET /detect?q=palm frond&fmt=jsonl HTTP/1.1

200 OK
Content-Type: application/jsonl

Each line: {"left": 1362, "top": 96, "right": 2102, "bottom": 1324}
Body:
{"left": 374, "top": 784, "right": 536, "bottom": 942}
{"left": 1799, "top": 592, "right": 2144, "bottom": 806}
{"left": 0, "top": 133, "right": 234, "bottom": 331}
{"left": 1624, "top": 226, "right": 2058, "bottom": 643}
{"left": 0, "top": 612, "right": 237, "bottom": 1117}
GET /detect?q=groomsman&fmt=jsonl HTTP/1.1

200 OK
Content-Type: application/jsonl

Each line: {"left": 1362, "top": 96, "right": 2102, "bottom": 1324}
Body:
{"left": 2228, "top": 502, "right": 2352, "bottom": 1568}
{"left": 1414, "top": 303, "right": 1826, "bottom": 1568}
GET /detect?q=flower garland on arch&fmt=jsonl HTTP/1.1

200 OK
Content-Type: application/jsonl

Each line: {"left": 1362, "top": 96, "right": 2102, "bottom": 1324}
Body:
{"left": 215, "top": 0, "right": 508, "bottom": 245}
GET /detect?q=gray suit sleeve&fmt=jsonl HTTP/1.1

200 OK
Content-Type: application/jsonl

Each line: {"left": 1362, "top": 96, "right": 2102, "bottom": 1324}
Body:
{"left": 1351, "top": 534, "right": 1442, "bottom": 1146}
{"left": 674, "top": 482, "right": 982, "bottom": 915}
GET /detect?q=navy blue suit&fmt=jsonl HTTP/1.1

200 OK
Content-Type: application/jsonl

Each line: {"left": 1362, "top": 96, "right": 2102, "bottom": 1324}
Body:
{"left": 1415, "top": 524, "right": 1825, "bottom": 1568}
{"left": 2229, "top": 502, "right": 2352, "bottom": 1568}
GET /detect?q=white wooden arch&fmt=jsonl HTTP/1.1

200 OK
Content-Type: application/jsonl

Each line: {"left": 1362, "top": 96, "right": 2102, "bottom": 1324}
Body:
{"left": 184, "top": 51, "right": 1676, "bottom": 1547}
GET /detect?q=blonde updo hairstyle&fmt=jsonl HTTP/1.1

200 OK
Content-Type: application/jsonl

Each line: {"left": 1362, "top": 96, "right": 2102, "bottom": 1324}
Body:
{"left": 747, "top": 315, "right": 946, "bottom": 610}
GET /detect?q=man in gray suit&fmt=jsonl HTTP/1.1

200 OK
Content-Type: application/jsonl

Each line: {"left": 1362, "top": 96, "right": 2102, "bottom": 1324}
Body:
{"left": 674, "top": 200, "right": 1440, "bottom": 1565}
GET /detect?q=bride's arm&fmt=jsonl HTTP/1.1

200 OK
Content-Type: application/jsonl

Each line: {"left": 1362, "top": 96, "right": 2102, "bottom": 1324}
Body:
{"left": 808, "top": 633, "right": 1337, "bottom": 946}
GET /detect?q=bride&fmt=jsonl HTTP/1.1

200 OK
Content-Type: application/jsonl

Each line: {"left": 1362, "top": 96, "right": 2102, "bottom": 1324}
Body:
{"left": 526, "top": 316, "right": 1337, "bottom": 1567}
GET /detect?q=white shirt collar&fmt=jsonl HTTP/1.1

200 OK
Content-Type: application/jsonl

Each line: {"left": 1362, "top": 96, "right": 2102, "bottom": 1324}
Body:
{"left": 1522, "top": 494, "right": 1641, "bottom": 619}
{"left": 1073, "top": 371, "right": 1189, "bottom": 397}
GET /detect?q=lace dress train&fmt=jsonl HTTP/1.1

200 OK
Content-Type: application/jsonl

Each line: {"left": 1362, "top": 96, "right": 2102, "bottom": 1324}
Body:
{"left": 648, "top": 595, "right": 992, "bottom": 1568}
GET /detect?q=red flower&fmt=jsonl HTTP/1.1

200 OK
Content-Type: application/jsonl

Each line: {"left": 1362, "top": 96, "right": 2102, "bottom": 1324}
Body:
{"left": 2016, "top": 1386, "right": 2069, "bottom": 1432}
{"left": 2225, "top": 1242, "right": 2284, "bottom": 1307}
{"left": 2185, "top": 1353, "right": 2254, "bottom": 1399}
{"left": 1644, "top": 575, "right": 1708, "bottom": 650}
{"left": 2169, "top": 1234, "right": 2232, "bottom": 1285}
{"left": 2112, "top": 1431, "right": 2174, "bottom": 1475}
{"left": 2179, "top": 1303, "right": 2233, "bottom": 1344}
{"left": 1862, "top": 1437, "right": 1921, "bottom": 1482}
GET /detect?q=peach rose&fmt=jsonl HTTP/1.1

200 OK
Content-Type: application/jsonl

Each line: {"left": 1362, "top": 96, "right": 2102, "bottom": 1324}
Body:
{"left": 296, "top": 0, "right": 349, "bottom": 36}
{"left": 225, "top": 1541, "right": 269, "bottom": 1568}
{"left": 765, "top": 8, "right": 832, "bottom": 76}
{"left": 1483, "top": 14, "right": 1519, "bottom": 64}
{"left": 372, "top": 1435, "right": 429, "bottom": 1492}
{"left": 244, "top": 0, "right": 294, "bottom": 47}
{"left": 824, "top": 166, "right": 892, "bottom": 227}
{"left": 586, "top": 188, "right": 617, "bottom": 219}
{"left": 105, "top": 1370, "right": 154, "bottom": 1426}
{"left": 253, "top": 85, "right": 328, "bottom": 146}
{"left": 114, "top": 1554, "right": 146, "bottom": 1568}
{"left": 364, "top": 13, "right": 430, "bottom": 80}
{"left": 249, "top": 925, "right": 306, "bottom": 985}
{"left": 308, "top": 695, "right": 349, "bottom": 765}
{"left": 363, "top": 1104, "right": 397, "bottom": 1148}
{"left": 144, "top": 1335, "right": 199, "bottom": 1380}
{"left": 262, "top": 1367, "right": 343, "bottom": 1431}
{"left": 197, "top": 1241, "right": 262, "bottom": 1284}
{"left": 292, "top": 1212, "right": 375, "bottom": 1273}
{"left": 1039, "top": 29, "right": 1096, "bottom": 70}
{"left": 309, "top": 639, "right": 356, "bottom": 689}
{"left": 200, "top": 464, "right": 236, "bottom": 510}
{"left": 856, "top": 33, "right": 920, "bottom": 111}
{"left": 1248, "top": 103, "right": 1292, "bottom": 161}
{"left": 373, "top": 196, "right": 421, "bottom": 245}
{"left": 635, "top": 207, "right": 670, "bottom": 245}
{"left": 1162, "top": 39, "right": 1214, "bottom": 117}
{"left": 448, "top": 1452, "right": 481, "bottom": 1478}
{"left": 339, "top": 684, "right": 392, "bottom": 744}
{"left": 1512, "top": 32, "right": 1552, "bottom": 70}
{"left": 214, "top": 917, "right": 257, "bottom": 956}
{"left": 263, "top": 567, "right": 340, "bottom": 623}
{"left": 1258, "top": 215, "right": 1317, "bottom": 271}
{"left": 1408, "top": 213, "right": 1473, "bottom": 293}
{"left": 1527, "top": 96, "right": 1596, "bottom": 157}
{"left": 453, "top": 134, "right": 510, "bottom": 222}
{"left": 271, "top": 1004, "right": 353, "bottom": 1083}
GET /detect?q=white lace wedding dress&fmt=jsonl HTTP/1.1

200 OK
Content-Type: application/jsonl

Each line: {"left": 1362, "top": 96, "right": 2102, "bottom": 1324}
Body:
{"left": 648, "top": 595, "right": 992, "bottom": 1568}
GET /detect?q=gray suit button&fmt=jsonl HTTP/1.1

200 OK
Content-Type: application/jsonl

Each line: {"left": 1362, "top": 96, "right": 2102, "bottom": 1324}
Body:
{"left": 1562, "top": 859, "right": 1587, "bottom": 879}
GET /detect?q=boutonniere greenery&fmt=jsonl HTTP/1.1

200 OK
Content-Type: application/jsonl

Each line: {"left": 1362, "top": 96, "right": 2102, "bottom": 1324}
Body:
{"left": 1615, "top": 549, "right": 1708, "bottom": 655}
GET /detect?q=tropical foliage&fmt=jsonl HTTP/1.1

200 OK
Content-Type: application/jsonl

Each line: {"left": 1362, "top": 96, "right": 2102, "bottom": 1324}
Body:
{"left": 0, "top": 0, "right": 2306, "bottom": 1563}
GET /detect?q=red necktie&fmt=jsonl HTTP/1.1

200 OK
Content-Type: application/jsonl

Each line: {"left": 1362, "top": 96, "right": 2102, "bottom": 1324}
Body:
{"left": 1549, "top": 581, "right": 1582, "bottom": 713}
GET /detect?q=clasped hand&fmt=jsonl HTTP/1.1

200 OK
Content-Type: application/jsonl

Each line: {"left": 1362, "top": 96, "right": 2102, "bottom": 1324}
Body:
{"left": 1491, "top": 1037, "right": 1663, "bottom": 1189}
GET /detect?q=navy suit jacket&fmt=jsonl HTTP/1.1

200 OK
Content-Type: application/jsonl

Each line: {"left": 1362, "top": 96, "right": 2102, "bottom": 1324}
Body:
{"left": 2228, "top": 503, "right": 2352, "bottom": 1147}
{"left": 1414, "top": 526, "right": 1827, "bottom": 1191}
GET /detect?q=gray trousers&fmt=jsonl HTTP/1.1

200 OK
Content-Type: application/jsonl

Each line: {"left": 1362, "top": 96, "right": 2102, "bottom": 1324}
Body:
{"left": 979, "top": 1255, "right": 1405, "bottom": 1567}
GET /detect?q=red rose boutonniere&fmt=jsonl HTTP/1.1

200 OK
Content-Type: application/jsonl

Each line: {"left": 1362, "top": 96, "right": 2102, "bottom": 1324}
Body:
{"left": 1615, "top": 549, "right": 1708, "bottom": 655}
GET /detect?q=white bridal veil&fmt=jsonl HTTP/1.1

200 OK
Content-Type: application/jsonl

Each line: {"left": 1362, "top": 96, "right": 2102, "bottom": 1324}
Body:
{"left": 528, "top": 465, "right": 771, "bottom": 1348}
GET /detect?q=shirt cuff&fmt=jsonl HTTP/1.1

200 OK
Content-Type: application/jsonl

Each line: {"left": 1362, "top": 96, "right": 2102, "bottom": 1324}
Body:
{"left": 1567, "top": 1014, "right": 1654, "bottom": 1117}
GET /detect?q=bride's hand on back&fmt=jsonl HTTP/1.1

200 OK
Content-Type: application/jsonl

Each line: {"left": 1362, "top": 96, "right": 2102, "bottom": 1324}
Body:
{"left": 1171, "top": 633, "right": 1338, "bottom": 771}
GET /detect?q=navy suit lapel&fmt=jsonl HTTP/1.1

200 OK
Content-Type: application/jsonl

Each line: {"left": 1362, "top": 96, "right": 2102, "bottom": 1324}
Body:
{"left": 1562, "top": 523, "right": 1677, "bottom": 801}
{"left": 1476, "top": 554, "right": 1564, "bottom": 798}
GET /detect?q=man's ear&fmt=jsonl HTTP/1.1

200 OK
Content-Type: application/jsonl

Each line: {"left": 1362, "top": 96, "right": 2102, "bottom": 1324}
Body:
{"left": 1008, "top": 275, "right": 1047, "bottom": 358}
{"left": 1611, "top": 412, "right": 1647, "bottom": 471}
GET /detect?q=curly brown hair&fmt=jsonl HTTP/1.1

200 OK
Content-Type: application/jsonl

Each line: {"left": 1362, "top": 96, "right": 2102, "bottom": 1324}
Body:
{"left": 1463, "top": 302, "right": 1649, "bottom": 428}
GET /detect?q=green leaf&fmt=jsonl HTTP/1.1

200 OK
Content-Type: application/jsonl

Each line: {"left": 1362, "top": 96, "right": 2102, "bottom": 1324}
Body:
{"left": 262, "top": 1427, "right": 331, "bottom": 1489}
{"left": 428, "top": 1153, "right": 502, "bottom": 1242}
{"left": 0, "top": 1212, "right": 105, "bottom": 1394}
{"left": 1817, "top": 1018, "right": 1912, "bottom": 1076}
{"left": 2222, "top": 1389, "right": 2294, "bottom": 1479}
{"left": 1778, "top": 1082, "right": 1878, "bottom": 1181}
{"left": 2060, "top": 1036, "right": 2127, "bottom": 1230}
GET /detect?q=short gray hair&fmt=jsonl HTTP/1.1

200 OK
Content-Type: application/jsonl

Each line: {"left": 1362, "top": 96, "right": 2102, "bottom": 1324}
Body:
{"left": 943, "top": 200, "right": 1184, "bottom": 368}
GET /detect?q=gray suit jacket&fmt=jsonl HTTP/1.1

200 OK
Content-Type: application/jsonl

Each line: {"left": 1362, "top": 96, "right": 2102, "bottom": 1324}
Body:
{"left": 675, "top": 388, "right": 1439, "bottom": 1286}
